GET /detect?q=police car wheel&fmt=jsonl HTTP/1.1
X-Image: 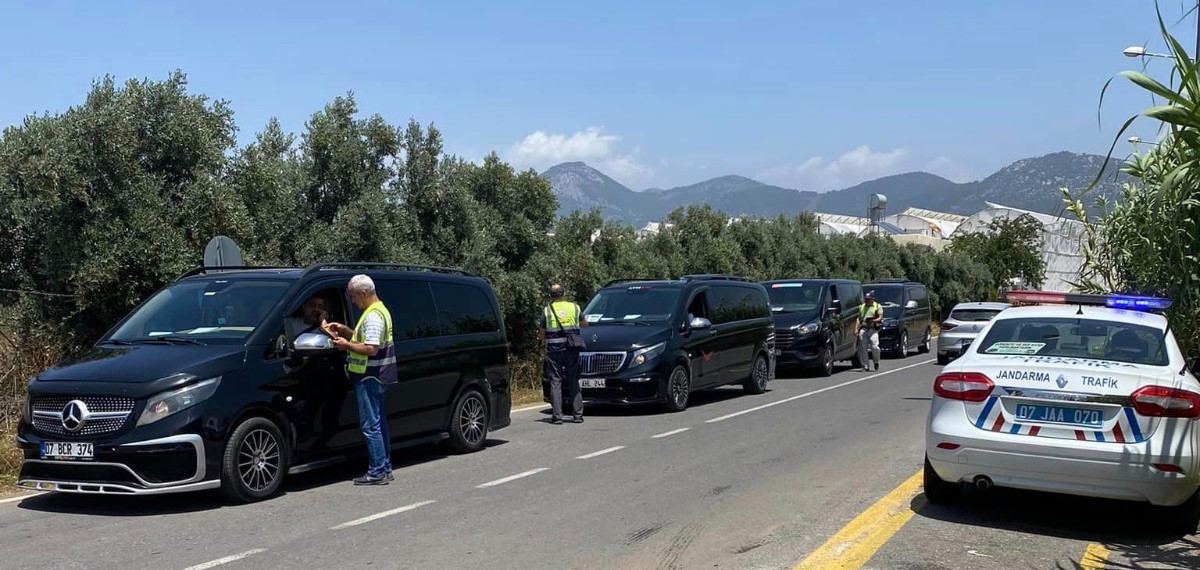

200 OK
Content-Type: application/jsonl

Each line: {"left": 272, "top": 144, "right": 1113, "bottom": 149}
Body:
{"left": 923, "top": 456, "right": 960, "bottom": 504}
{"left": 896, "top": 331, "right": 909, "bottom": 359}
{"left": 665, "top": 365, "right": 690, "bottom": 413}
{"left": 744, "top": 353, "right": 769, "bottom": 394}
{"left": 221, "top": 417, "right": 288, "bottom": 503}
{"left": 918, "top": 329, "right": 931, "bottom": 354}
{"left": 447, "top": 389, "right": 489, "bottom": 454}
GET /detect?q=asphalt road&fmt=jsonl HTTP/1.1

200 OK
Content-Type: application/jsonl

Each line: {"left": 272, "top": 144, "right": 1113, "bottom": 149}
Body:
{"left": 1, "top": 357, "right": 1197, "bottom": 569}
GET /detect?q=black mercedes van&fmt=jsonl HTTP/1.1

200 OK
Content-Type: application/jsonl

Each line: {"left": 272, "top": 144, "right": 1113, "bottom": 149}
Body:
{"left": 17, "top": 263, "right": 511, "bottom": 502}
{"left": 566, "top": 275, "right": 775, "bottom": 412}
{"left": 863, "top": 279, "right": 933, "bottom": 358}
{"left": 763, "top": 279, "right": 863, "bottom": 376}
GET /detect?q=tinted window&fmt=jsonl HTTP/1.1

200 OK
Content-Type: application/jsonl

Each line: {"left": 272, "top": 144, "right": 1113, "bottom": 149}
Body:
{"left": 766, "top": 282, "right": 821, "bottom": 313}
{"left": 870, "top": 285, "right": 904, "bottom": 308}
{"left": 584, "top": 286, "right": 680, "bottom": 324}
{"left": 909, "top": 285, "right": 928, "bottom": 308}
{"left": 712, "top": 286, "right": 766, "bottom": 323}
{"left": 376, "top": 279, "right": 442, "bottom": 340}
{"left": 976, "top": 317, "right": 1168, "bottom": 366}
{"left": 431, "top": 282, "right": 500, "bottom": 335}
{"left": 837, "top": 283, "right": 863, "bottom": 312}
{"left": 108, "top": 279, "right": 291, "bottom": 344}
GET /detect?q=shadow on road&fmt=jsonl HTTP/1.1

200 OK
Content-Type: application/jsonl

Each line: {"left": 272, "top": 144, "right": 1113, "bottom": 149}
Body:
{"left": 16, "top": 438, "right": 509, "bottom": 517}
{"left": 912, "top": 487, "right": 1200, "bottom": 569}
{"left": 536, "top": 386, "right": 754, "bottom": 419}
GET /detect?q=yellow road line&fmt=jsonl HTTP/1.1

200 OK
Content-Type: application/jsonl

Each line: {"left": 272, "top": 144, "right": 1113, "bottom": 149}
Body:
{"left": 1080, "top": 543, "right": 1109, "bottom": 570}
{"left": 794, "top": 471, "right": 924, "bottom": 569}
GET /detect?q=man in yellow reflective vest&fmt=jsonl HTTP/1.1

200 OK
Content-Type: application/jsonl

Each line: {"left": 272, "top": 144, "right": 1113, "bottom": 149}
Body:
{"left": 539, "top": 283, "right": 588, "bottom": 425}
{"left": 855, "top": 290, "right": 883, "bottom": 372}
{"left": 323, "top": 274, "right": 397, "bottom": 486}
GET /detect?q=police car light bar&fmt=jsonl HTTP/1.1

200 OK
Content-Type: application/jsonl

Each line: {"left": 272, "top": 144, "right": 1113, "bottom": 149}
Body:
{"left": 1004, "top": 290, "right": 1172, "bottom": 311}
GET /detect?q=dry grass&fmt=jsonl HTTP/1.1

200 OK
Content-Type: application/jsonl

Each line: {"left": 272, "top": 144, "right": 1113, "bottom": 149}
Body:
{"left": 0, "top": 328, "right": 60, "bottom": 489}
{"left": 509, "top": 353, "right": 545, "bottom": 406}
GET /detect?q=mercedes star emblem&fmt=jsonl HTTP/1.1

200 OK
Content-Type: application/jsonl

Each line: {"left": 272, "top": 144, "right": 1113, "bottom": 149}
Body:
{"left": 592, "top": 333, "right": 598, "bottom": 343}
{"left": 61, "top": 400, "right": 89, "bottom": 432}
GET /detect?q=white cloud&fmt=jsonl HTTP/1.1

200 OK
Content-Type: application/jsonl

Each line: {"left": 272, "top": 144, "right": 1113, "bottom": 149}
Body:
{"left": 758, "top": 146, "right": 913, "bottom": 191}
{"left": 507, "top": 127, "right": 653, "bottom": 185}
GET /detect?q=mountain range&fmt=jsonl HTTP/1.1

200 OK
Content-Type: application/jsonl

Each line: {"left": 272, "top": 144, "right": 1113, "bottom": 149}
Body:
{"left": 541, "top": 152, "right": 1125, "bottom": 225}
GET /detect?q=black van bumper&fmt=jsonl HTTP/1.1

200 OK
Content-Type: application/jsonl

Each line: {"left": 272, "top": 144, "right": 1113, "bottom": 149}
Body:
{"left": 543, "top": 373, "right": 666, "bottom": 406}
{"left": 774, "top": 336, "right": 824, "bottom": 368}
{"left": 878, "top": 327, "right": 903, "bottom": 353}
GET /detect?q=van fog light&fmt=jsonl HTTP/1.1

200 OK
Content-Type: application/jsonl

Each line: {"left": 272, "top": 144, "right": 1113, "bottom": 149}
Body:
{"left": 627, "top": 377, "right": 651, "bottom": 383}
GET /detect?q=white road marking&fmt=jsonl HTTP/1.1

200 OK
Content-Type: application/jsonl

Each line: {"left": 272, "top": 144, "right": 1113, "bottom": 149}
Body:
{"left": 512, "top": 403, "right": 551, "bottom": 414}
{"left": 331, "top": 500, "right": 437, "bottom": 530}
{"left": 576, "top": 446, "right": 625, "bottom": 459}
{"left": 0, "top": 492, "right": 44, "bottom": 505}
{"left": 651, "top": 428, "right": 691, "bottom": 439}
{"left": 181, "top": 549, "right": 267, "bottom": 570}
{"left": 706, "top": 359, "right": 935, "bottom": 424}
{"left": 476, "top": 468, "right": 550, "bottom": 488}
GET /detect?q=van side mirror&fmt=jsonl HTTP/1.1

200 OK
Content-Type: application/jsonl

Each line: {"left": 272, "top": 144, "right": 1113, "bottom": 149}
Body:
{"left": 905, "top": 300, "right": 918, "bottom": 309}
{"left": 827, "top": 305, "right": 839, "bottom": 315}
{"left": 294, "top": 332, "right": 336, "bottom": 354}
{"left": 689, "top": 317, "right": 712, "bottom": 330}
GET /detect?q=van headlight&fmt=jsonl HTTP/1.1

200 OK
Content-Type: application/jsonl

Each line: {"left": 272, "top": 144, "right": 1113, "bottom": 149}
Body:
{"left": 137, "top": 377, "right": 222, "bottom": 427}
{"left": 793, "top": 322, "right": 820, "bottom": 337}
{"left": 631, "top": 342, "right": 666, "bottom": 367}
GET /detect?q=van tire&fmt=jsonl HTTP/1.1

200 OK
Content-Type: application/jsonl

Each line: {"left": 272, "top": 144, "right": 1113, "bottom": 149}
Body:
{"left": 923, "top": 456, "right": 960, "bottom": 504}
{"left": 850, "top": 341, "right": 864, "bottom": 369}
{"left": 744, "top": 352, "right": 769, "bottom": 394}
{"left": 896, "top": 331, "right": 909, "bottom": 359}
{"left": 664, "top": 365, "right": 691, "bottom": 413}
{"left": 221, "top": 417, "right": 288, "bottom": 503}
{"left": 446, "top": 389, "right": 489, "bottom": 454}
{"left": 918, "top": 329, "right": 932, "bottom": 354}
{"left": 815, "top": 341, "right": 834, "bottom": 377}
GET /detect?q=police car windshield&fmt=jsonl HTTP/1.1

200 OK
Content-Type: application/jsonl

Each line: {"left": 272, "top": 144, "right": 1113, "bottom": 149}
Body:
{"left": 584, "top": 287, "right": 677, "bottom": 324}
{"left": 107, "top": 279, "right": 291, "bottom": 344}
{"left": 766, "top": 283, "right": 821, "bottom": 314}
{"left": 975, "top": 317, "right": 1168, "bottom": 366}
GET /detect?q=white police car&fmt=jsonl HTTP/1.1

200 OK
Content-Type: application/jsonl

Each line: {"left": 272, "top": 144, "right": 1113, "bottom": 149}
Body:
{"left": 925, "top": 291, "right": 1200, "bottom": 527}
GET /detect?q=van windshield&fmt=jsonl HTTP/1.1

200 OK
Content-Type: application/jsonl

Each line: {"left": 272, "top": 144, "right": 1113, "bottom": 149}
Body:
{"left": 107, "top": 279, "right": 292, "bottom": 344}
{"left": 766, "top": 282, "right": 822, "bottom": 314}
{"left": 975, "top": 317, "right": 1168, "bottom": 366}
{"left": 583, "top": 287, "right": 678, "bottom": 324}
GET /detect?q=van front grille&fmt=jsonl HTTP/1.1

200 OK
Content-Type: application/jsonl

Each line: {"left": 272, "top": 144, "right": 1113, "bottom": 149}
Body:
{"left": 31, "top": 396, "right": 135, "bottom": 439}
{"left": 580, "top": 352, "right": 626, "bottom": 375}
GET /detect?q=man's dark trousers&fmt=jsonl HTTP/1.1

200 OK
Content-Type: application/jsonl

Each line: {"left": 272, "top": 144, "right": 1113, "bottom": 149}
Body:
{"left": 546, "top": 348, "right": 583, "bottom": 420}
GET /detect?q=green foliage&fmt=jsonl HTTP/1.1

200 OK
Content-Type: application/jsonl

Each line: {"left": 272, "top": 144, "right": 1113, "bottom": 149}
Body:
{"left": 947, "top": 214, "right": 1046, "bottom": 290}
{"left": 0, "top": 71, "right": 996, "bottom": 366}
{"left": 1068, "top": 6, "right": 1200, "bottom": 367}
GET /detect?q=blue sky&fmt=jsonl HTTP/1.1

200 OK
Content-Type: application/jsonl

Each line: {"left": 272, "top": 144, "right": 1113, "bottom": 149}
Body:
{"left": 0, "top": 1, "right": 1190, "bottom": 190}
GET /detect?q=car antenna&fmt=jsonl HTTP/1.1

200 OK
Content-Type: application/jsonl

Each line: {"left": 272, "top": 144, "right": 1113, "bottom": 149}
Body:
{"left": 1076, "top": 303, "right": 1084, "bottom": 316}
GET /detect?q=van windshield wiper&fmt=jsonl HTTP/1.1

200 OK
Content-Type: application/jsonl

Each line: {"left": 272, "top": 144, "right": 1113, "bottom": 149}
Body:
{"left": 126, "top": 336, "right": 207, "bottom": 346}
{"left": 604, "top": 320, "right": 652, "bottom": 326}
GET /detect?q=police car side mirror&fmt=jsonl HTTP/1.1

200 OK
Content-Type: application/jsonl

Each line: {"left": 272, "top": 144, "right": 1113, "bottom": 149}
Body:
{"left": 294, "top": 332, "right": 337, "bottom": 354}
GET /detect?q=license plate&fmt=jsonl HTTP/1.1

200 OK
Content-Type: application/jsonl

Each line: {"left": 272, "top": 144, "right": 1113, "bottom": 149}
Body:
{"left": 580, "top": 378, "right": 606, "bottom": 389}
{"left": 41, "top": 441, "right": 94, "bottom": 460}
{"left": 1014, "top": 404, "right": 1103, "bottom": 427}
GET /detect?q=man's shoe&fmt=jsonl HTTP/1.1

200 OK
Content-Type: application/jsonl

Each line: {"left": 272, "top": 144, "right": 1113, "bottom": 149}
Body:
{"left": 551, "top": 417, "right": 564, "bottom": 425}
{"left": 573, "top": 416, "right": 584, "bottom": 424}
{"left": 353, "top": 473, "right": 389, "bottom": 486}
{"left": 382, "top": 471, "right": 395, "bottom": 483}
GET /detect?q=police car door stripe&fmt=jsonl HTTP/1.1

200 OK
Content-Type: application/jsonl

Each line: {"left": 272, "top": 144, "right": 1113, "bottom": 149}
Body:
{"left": 1112, "top": 422, "right": 1125, "bottom": 444}
{"left": 1094, "top": 431, "right": 1105, "bottom": 442}
{"left": 1074, "top": 430, "right": 1086, "bottom": 441}
{"left": 975, "top": 397, "right": 998, "bottom": 429}
{"left": 1028, "top": 426, "right": 1041, "bottom": 437}
{"left": 990, "top": 415, "right": 1006, "bottom": 432}
{"left": 1008, "top": 423, "right": 1022, "bottom": 434}
{"left": 1123, "top": 407, "right": 1144, "bottom": 442}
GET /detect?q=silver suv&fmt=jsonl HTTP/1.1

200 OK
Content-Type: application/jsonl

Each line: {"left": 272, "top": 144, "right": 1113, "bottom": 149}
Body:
{"left": 936, "top": 301, "right": 1010, "bottom": 365}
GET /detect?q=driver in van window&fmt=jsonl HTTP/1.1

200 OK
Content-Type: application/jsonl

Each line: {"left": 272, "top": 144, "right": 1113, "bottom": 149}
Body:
{"left": 294, "top": 295, "right": 330, "bottom": 339}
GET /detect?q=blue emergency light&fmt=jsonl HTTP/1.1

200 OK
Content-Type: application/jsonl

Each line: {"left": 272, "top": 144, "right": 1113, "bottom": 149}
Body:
{"left": 1006, "top": 290, "right": 1173, "bottom": 312}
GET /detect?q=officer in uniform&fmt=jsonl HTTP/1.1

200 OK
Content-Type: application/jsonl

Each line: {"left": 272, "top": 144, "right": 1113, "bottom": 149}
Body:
{"left": 855, "top": 290, "right": 883, "bottom": 372}
{"left": 539, "top": 284, "right": 588, "bottom": 425}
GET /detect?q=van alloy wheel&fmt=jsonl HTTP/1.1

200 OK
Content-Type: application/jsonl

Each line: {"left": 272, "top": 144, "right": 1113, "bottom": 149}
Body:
{"left": 820, "top": 341, "right": 834, "bottom": 377}
{"left": 665, "top": 365, "right": 690, "bottom": 412}
{"left": 746, "top": 353, "right": 769, "bottom": 393}
{"left": 460, "top": 395, "right": 487, "bottom": 446}
{"left": 238, "top": 428, "right": 281, "bottom": 492}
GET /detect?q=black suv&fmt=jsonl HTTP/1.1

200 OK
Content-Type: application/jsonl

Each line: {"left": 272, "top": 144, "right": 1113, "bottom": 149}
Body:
{"left": 560, "top": 275, "right": 775, "bottom": 412}
{"left": 763, "top": 279, "right": 863, "bottom": 376}
{"left": 17, "top": 263, "right": 511, "bottom": 502}
{"left": 864, "top": 279, "right": 932, "bottom": 358}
